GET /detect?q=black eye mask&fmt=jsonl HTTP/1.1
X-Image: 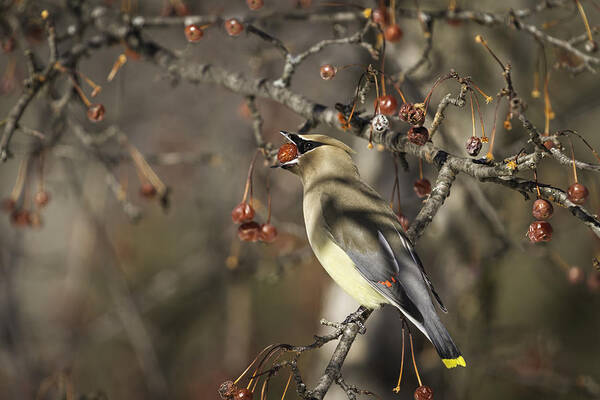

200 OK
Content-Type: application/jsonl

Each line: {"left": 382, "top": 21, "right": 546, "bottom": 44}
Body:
{"left": 288, "top": 133, "right": 323, "bottom": 154}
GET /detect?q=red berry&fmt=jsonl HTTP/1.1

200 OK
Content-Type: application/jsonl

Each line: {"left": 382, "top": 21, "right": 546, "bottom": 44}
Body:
{"left": 139, "top": 183, "right": 157, "bottom": 198}
{"left": 407, "top": 126, "right": 429, "bottom": 146}
{"left": 465, "top": 136, "right": 482, "bottom": 156}
{"left": 246, "top": 0, "right": 264, "bottom": 10}
{"left": 372, "top": 8, "right": 389, "bottom": 26}
{"left": 234, "top": 388, "right": 253, "bottom": 400}
{"left": 532, "top": 199, "right": 553, "bottom": 220}
{"left": 231, "top": 202, "right": 255, "bottom": 223}
{"left": 384, "top": 24, "right": 403, "bottom": 42}
{"left": 10, "top": 209, "right": 31, "bottom": 227}
{"left": 2, "top": 37, "right": 15, "bottom": 53}
{"left": 259, "top": 223, "right": 278, "bottom": 242}
{"left": 396, "top": 213, "right": 410, "bottom": 231}
{"left": 1, "top": 198, "right": 16, "bottom": 213}
{"left": 34, "top": 191, "right": 50, "bottom": 207}
{"left": 184, "top": 24, "right": 204, "bottom": 42}
{"left": 375, "top": 95, "right": 398, "bottom": 115}
{"left": 567, "top": 183, "right": 588, "bottom": 205}
{"left": 567, "top": 266, "right": 584, "bottom": 285}
{"left": 174, "top": 3, "right": 190, "bottom": 16}
{"left": 238, "top": 221, "right": 260, "bottom": 242}
{"left": 527, "top": 221, "right": 553, "bottom": 243}
{"left": 218, "top": 381, "right": 237, "bottom": 398}
{"left": 587, "top": 271, "right": 600, "bottom": 291}
{"left": 398, "top": 103, "right": 425, "bottom": 125}
{"left": 225, "top": 18, "right": 244, "bottom": 37}
{"left": 87, "top": 104, "right": 105, "bottom": 122}
{"left": 319, "top": 64, "right": 336, "bottom": 80}
{"left": 277, "top": 143, "right": 298, "bottom": 164}
{"left": 413, "top": 178, "right": 431, "bottom": 198}
{"left": 414, "top": 385, "right": 434, "bottom": 400}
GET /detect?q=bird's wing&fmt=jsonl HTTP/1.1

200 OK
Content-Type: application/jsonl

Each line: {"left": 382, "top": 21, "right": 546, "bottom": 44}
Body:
{"left": 319, "top": 189, "right": 447, "bottom": 314}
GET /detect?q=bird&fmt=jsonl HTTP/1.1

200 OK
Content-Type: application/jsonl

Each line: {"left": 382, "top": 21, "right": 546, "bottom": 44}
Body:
{"left": 275, "top": 130, "right": 466, "bottom": 369}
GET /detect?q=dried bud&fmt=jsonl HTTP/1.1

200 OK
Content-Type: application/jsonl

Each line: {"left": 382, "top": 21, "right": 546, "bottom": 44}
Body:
{"left": 139, "top": 183, "right": 157, "bottom": 198}
{"left": 246, "top": 0, "right": 264, "bottom": 10}
{"left": 465, "top": 136, "right": 482, "bottom": 157}
{"left": 371, "top": 114, "right": 389, "bottom": 133}
{"left": 375, "top": 95, "right": 398, "bottom": 115}
{"left": 87, "top": 104, "right": 105, "bottom": 122}
{"left": 277, "top": 143, "right": 298, "bottom": 164}
{"left": 567, "top": 183, "right": 588, "bottom": 205}
{"left": 184, "top": 24, "right": 204, "bottom": 42}
{"left": 527, "top": 221, "right": 553, "bottom": 243}
{"left": 407, "top": 126, "right": 429, "bottom": 146}
{"left": 2, "top": 198, "right": 16, "bottom": 213}
{"left": 398, "top": 103, "right": 425, "bottom": 126}
{"left": 413, "top": 178, "right": 431, "bottom": 198}
{"left": 218, "top": 381, "right": 237, "bottom": 399}
{"left": 414, "top": 385, "right": 434, "bottom": 400}
{"left": 34, "top": 191, "right": 50, "bottom": 207}
{"left": 259, "top": 223, "right": 278, "bottom": 242}
{"left": 543, "top": 140, "right": 556, "bottom": 150}
{"left": 231, "top": 202, "right": 255, "bottom": 223}
{"left": 319, "top": 64, "right": 336, "bottom": 80}
{"left": 372, "top": 8, "right": 389, "bottom": 26}
{"left": 384, "top": 24, "right": 403, "bottom": 42}
{"left": 238, "top": 221, "right": 260, "bottom": 242}
{"left": 532, "top": 199, "right": 553, "bottom": 220}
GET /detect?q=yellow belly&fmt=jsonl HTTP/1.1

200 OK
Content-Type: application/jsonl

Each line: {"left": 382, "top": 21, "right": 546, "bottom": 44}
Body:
{"left": 310, "top": 235, "right": 387, "bottom": 309}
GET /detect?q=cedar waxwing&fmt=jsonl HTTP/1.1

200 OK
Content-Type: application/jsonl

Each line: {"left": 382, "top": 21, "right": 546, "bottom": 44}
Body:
{"left": 276, "top": 131, "right": 466, "bottom": 369}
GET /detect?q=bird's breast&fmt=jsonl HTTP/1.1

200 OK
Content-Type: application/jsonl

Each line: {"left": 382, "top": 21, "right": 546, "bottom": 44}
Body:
{"left": 303, "top": 194, "right": 387, "bottom": 309}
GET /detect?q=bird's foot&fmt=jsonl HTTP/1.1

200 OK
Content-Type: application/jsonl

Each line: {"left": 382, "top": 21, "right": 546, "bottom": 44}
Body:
{"left": 342, "top": 306, "right": 371, "bottom": 334}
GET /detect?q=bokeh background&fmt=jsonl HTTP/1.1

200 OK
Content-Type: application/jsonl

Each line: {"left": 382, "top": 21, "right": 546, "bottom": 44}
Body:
{"left": 1, "top": 0, "right": 600, "bottom": 399}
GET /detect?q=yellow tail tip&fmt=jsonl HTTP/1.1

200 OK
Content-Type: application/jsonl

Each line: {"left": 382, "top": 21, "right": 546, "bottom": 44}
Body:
{"left": 442, "top": 356, "right": 466, "bottom": 369}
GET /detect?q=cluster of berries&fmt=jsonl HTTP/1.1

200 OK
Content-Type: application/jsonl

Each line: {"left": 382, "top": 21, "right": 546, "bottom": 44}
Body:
{"left": 184, "top": 18, "right": 244, "bottom": 42}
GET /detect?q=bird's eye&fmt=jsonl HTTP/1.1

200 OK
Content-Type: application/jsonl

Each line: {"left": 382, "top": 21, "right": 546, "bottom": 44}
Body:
{"left": 300, "top": 141, "right": 319, "bottom": 153}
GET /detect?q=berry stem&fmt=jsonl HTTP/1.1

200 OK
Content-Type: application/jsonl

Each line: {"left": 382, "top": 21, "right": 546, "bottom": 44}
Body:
{"left": 575, "top": 0, "right": 594, "bottom": 43}
{"left": 570, "top": 140, "right": 579, "bottom": 183}
{"left": 37, "top": 151, "right": 45, "bottom": 193}
{"left": 11, "top": 156, "right": 29, "bottom": 202}
{"left": 242, "top": 150, "right": 260, "bottom": 203}
{"left": 469, "top": 91, "right": 476, "bottom": 139}
{"left": 107, "top": 54, "right": 128, "bottom": 82}
{"left": 418, "top": 158, "right": 423, "bottom": 180}
{"left": 234, "top": 344, "right": 279, "bottom": 385}
{"left": 391, "top": 80, "right": 407, "bottom": 104}
{"left": 472, "top": 90, "right": 486, "bottom": 139}
{"left": 393, "top": 325, "right": 405, "bottom": 393}
{"left": 487, "top": 98, "right": 502, "bottom": 160}
{"left": 408, "top": 330, "right": 422, "bottom": 387}
{"left": 266, "top": 173, "right": 272, "bottom": 224}
{"left": 543, "top": 73, "right": 553, "bottom": 135}
{"left": 121, "top": 136, "right": 167, "bottom": 195}
{"left": 534, "top": 168, "right": 541, "bottom": 198}
{"left": 475, "top": 34, "right": 505, "bottom": 71}
{"left": 281, "top": 373, "right": 292, "bottom": 400}
{"left": 69, "top": 75, "right": 91, "bottom": 107}
{"left": 390, "top": 0, "right": 396, "bottom": 25}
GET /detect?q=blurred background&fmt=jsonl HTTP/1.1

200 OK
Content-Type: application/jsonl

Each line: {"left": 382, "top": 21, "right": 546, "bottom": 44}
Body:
{"left": 1, "top": 0, "right": 600, "bottom": 399}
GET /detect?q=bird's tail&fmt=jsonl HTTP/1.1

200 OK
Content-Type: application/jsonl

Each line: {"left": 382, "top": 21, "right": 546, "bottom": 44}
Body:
{"left": 423, "top": 314, "right": 466, "bottom": 369}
